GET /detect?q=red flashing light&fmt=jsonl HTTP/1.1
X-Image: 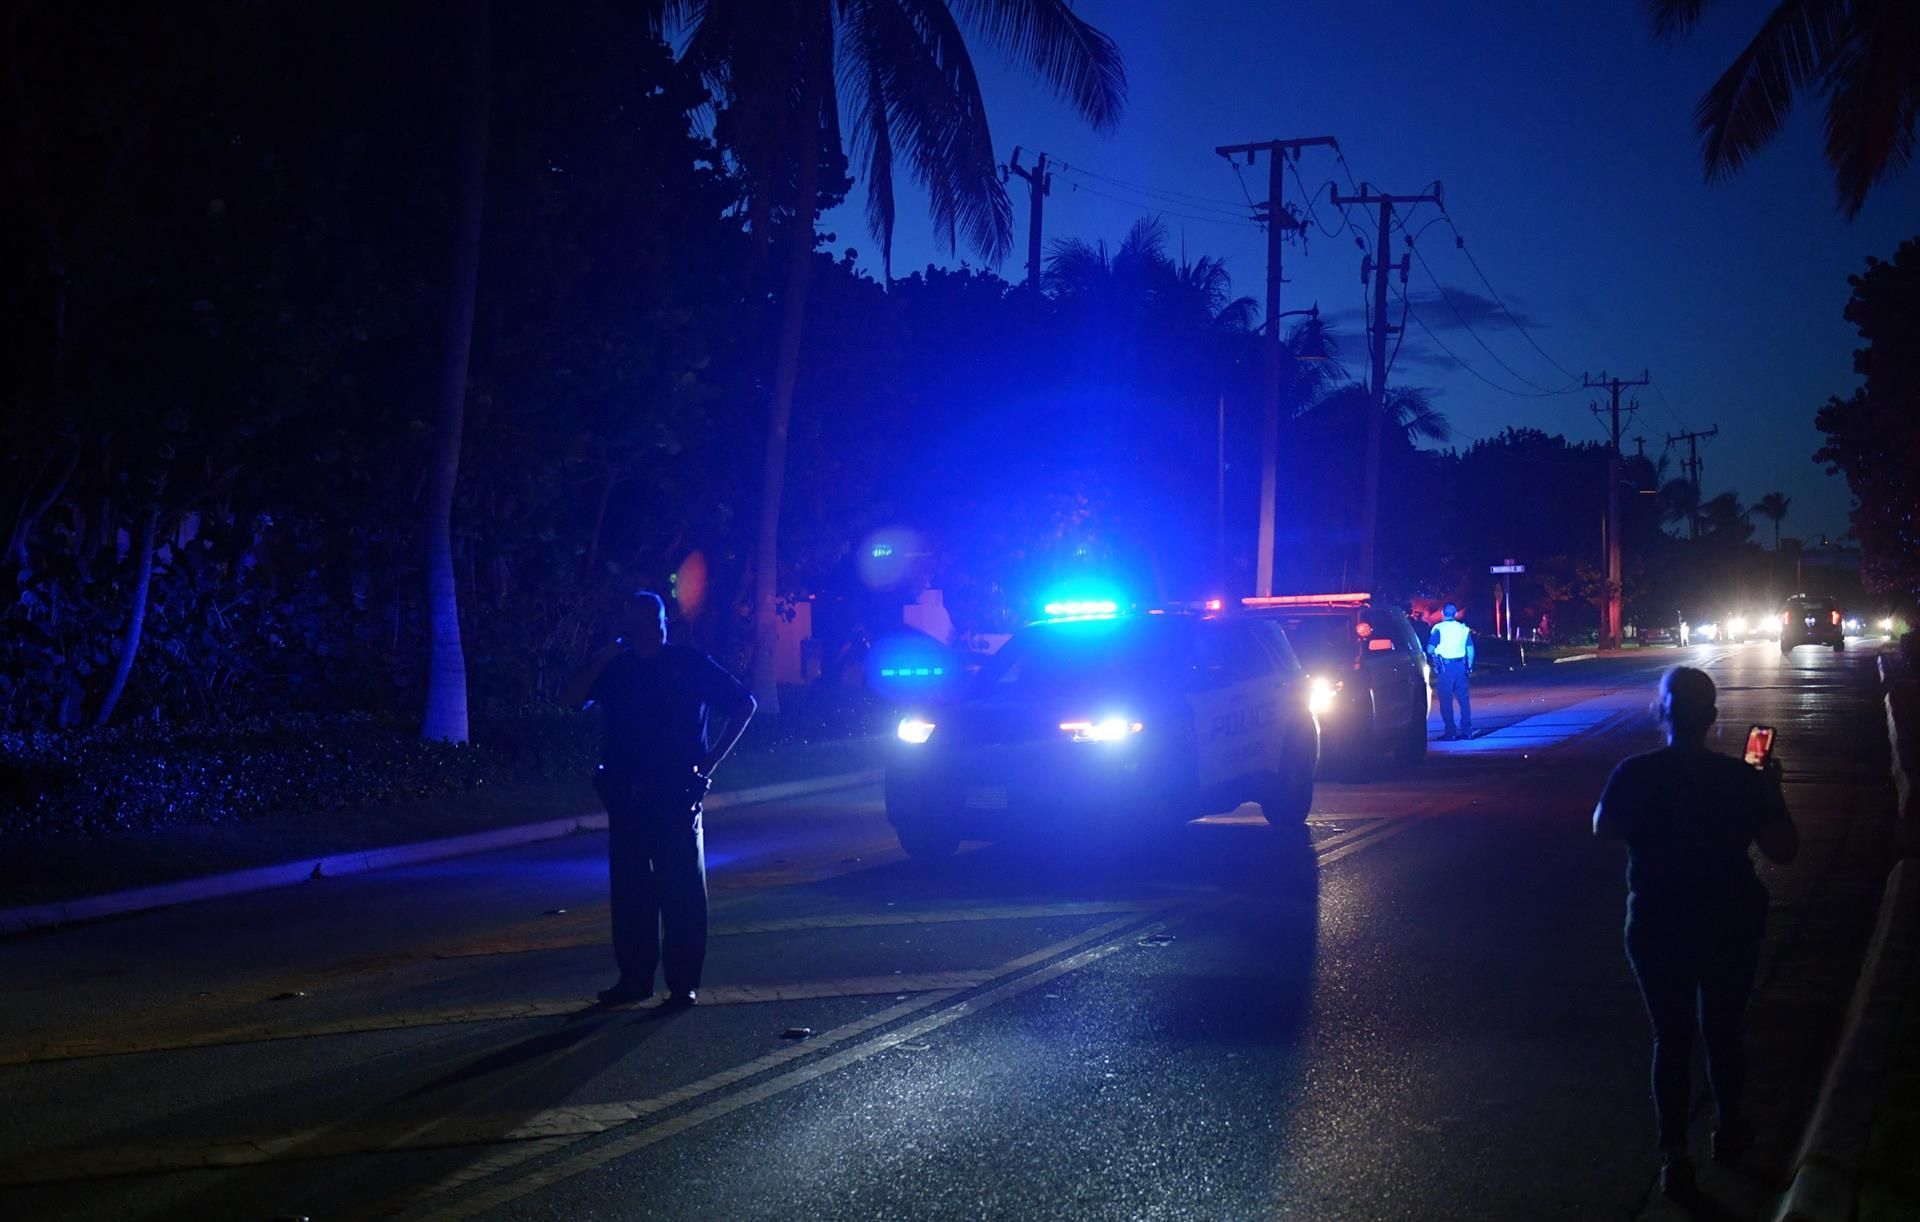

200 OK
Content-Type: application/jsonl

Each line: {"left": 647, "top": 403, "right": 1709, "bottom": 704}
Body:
{"left": 1243, "top": 592, "right": 1371, "bottom": 608}
{"left": 1205, "top": 598, "right": 1223, "bottom": 611}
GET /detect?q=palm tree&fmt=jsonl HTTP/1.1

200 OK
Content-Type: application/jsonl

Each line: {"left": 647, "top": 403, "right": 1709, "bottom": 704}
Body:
{"left": 1649, "top": 1, "right": 1920, "bottom": 217}
{"left": 1660, "top": 476, "right": 1702, "bottom": 539}
{"left": 1753, "top": 490, "right": 1792, "bottom": 549}
{"left": 423, "top": 0, "right": 491, "bottom": 743}
{"left": 650, "top": 1, "right": 1125, "bottom": 708}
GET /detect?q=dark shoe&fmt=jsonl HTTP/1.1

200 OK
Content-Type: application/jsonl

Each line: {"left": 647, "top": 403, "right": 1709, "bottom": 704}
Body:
{"left": 596, "top": 979, "right": 653, "bottom": 1005}
{"left": 1712, "top": 1119, "right": 1754, "bottom": 1164}
{"left": 1660, "top": 1154, "right": 1696, "bottom": 1199}
{"left": 661, "top": 990, "right": 699, "bottom": 1010}
{"left": 1459, "top": 728, "right": 1474, "bottom": 740}
{"left": 1441, "top": 730, "right": 1458, "bottom": 741}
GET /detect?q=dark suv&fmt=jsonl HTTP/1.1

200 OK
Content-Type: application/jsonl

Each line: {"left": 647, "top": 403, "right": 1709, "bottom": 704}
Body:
{"left": 1242, "top": 594, "right": 1432, "bottom": 773}
{"left": 1779, "top": 594, "right": 1844, "bottom": 655}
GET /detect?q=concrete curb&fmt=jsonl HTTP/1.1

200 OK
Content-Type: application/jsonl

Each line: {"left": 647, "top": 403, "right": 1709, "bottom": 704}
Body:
{"left": 1551, "top": 653, "right": 1598, "bottom": 664}
{"left": 1884, "top": 677, "right": 1919, "bottom": 841}
{"left": 0, "top": 768, "right": 882, "bottom": 935}
{"left": 1774, "top": 861, "right": 1920, "bottom": 1222}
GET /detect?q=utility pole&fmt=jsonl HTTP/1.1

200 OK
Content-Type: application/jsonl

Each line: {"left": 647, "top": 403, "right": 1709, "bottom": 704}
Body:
{"left": 1665, "top": 425, "right": 1719, "bottom": 541}
{"left": 1004, "top": 148, "right": 1050, "bottom": 291}
{"left": 1329, "top": 182, "right": 1444, "bottom": 592}
{"left": 1215, "top": 136, "right": 1336, "bottom": 596}
{"left": 1584, "top": 370, "right": 1650, "bottom": 650}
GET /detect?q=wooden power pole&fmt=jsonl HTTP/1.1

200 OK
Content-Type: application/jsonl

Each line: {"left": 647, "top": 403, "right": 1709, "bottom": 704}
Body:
{"left": 1214, "top": 135, "right": 1335, "bottom": 596}
{"left": 1585, "top": 370, "right": 1649, "bottom": 650}
{"left": 1329, "top": 182, "right": 1444, "bottom": 592}
{"left": 1005, "top": 148, "right": 1050, "bottom": 290}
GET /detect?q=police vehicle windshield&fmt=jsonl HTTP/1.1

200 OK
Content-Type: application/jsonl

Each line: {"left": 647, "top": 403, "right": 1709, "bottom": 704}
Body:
{"left": 980, "top": 616, "right": 1192, "bottom": 694}
{"left": 1270, "top": 614, "right": 1356, "bottom": 668}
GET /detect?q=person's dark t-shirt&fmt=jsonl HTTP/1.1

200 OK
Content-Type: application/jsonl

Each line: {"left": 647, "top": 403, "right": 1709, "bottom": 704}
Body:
{"left": 588, "top": 645, "right": 748, "bottom": 782}
{"left": 1595, "top": 745, "right": 1785, "bottom": 939}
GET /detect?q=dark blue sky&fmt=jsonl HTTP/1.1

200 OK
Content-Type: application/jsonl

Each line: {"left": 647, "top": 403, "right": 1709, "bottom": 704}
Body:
{"left": 819, "top": 1, "right": 1920, "bottom": 547}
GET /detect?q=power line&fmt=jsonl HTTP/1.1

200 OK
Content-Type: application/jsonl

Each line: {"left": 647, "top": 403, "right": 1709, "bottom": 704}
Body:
{"left": 1051, "top": 161, "right": 1253, "bottom": 216}
{"left": 1645, "top": 375, "right": 1692, "bottom": 431}
{"left": 1285, "top": 160, "right": 1345, "bottom": 238}
{"left": 1406, "top": 240, "right": 1579, "bottom": 395}
{"left": 1055, "top": 179, "right": 1263, "bottom": 231}
{"left": 1393, "top": 282, "right": 1584, "bottom": 401}
{"left": 1435, "top": 210, "right": 1582, "bottom": 383}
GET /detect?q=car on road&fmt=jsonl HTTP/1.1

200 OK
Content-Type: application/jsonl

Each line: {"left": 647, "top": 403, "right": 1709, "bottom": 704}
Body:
{"left": 1779, "top": 594, "right": 1845, "bottom": 655}
{"left": 885, "top": 605, "right": 1320, "bottom": 858}
{"left": 1241, "top": 593, "right": 1431, "bottom": 774}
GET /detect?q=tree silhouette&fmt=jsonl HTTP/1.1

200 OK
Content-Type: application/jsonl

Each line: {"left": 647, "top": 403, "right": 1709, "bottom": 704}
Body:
{"left": 648, "top": 0, "right": 1125, "bottom": 706}
{"left": 1649, "top": 0, "right": 1920, "bottom": 217}
{"left": 1753, "top": 491, "right": 1792, "bottom": 549}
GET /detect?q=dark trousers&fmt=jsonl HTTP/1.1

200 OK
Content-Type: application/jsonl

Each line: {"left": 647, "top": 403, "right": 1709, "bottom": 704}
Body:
{"left": 1434, "top": 657, "right": 1471, "bottom": 734}
{"left": 598, "top": 777, "right": 708, "bottom": 995}
{"left": 1627, "top": 926, "right": 1758, "bottom": 1152}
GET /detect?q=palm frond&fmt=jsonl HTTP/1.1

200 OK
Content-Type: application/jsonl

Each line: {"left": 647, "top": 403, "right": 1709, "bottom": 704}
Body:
{"left": 946, "top": 0, "right": 1126, "bottom": 130}
{"left": 1820, "top": 3, "right": 1920, "bottom": 217}
{"left": 850, "top": 0, "right": 1012, "bottom": 261}
{"left": 1647, "top": 0, "right": 1719, "bottom": 40}
{"left": 1693, "top": 0, "right": 1845, "bottom": 180}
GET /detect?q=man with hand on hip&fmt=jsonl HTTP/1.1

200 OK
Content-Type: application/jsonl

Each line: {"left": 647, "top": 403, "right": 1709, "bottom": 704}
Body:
{"left": 561, "top": 591, "right": 756, "bottom": 1008}
{"left": 1427, "top": 602, "right": 1475, "bottom": 740}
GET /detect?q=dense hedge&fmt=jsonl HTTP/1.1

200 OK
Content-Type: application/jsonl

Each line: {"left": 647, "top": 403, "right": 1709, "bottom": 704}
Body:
{"left": 0, "top": 686, "right": 886, "bottom": 839}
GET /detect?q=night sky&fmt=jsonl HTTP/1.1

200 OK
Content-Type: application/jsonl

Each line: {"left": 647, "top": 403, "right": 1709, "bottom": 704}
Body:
{"left": 821, "top": 1, "right": 1920, "bottom": 547}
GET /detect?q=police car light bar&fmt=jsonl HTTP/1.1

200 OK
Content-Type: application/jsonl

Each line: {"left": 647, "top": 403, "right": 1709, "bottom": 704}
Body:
{"left": 1043, "top": 599, "right": 1119, "bottom": 618}
{"left": 1242, "top": 593, "right": 1371, "bottom": 607}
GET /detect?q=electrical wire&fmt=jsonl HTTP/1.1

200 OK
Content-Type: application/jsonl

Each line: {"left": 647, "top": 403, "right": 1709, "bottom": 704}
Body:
{"left": 1285, "top": 160, "right": 1346, "bottom": 238}
{"left": 1406, "top": 239, "right": 1580, "bottom": 394}
{"left": 1051, "top": 160, "right": 1252, "bottom": 213}
{"left": 1057, "top": 180, "right": 1264, "bottom": 231}
{"left": 1392, "top": 281, "right": 1585, "bottom": 401}
{"left": 1645, "top": 375, "right": 1692, "bottom": 432}
{"left": 1051, "top": 163, "right": 1254, "bottom": 222}
{"left": 1435, "top": 210, "right": 1583, "bottom": 383}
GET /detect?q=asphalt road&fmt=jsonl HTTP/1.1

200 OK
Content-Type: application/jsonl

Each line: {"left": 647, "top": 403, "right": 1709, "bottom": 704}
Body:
{"left": 0, "top": 643, "right": 1896, "bottom": 1221}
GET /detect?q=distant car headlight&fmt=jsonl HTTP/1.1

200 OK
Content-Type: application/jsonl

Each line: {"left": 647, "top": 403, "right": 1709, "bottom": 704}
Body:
{"left": 1728, "top": 615, "right": 1747, "bottom": 636}
{"left": 1882, "top": 618, "right": 1896, "bottom": 632}
{"left": 1308, "top": 676, "right": 1339, "bottom": 717}
{"left": 1059, "top": 716, "right": 1143, "bottom": 743}
{"left": 896, "top": 717, "right": 936, "bottom": 745}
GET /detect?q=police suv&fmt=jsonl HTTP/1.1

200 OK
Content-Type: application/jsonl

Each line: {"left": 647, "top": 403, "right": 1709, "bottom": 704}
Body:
{"left": 1242, "top": 593, "right": 1432, "bottom": 773}
{"left": 885, "top": 603, "right": 1320, "bottom": 859}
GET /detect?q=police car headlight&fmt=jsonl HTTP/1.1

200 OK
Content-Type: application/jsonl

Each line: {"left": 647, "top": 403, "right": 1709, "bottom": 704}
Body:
{"left": 896, "top": 717, "right": 937, "bottom": 745}
{"left": 1059, "top": 716, "right": 1142, "bottom": 744}
{"left": 1308, "top": 676, "right": 1339, "bottom": 716}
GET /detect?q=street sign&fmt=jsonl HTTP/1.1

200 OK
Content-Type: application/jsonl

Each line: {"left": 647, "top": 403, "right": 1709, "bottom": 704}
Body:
{"left": 1490, "top": 564, "right": 1526, "bottom": 574}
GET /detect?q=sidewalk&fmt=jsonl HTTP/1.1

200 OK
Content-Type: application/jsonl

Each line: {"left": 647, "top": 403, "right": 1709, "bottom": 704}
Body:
{"left": 1773, "top": 649, "right": 1920, "bottom": 1222}
{"left": 0, "top": 739, "right": 886, "bottom": 935}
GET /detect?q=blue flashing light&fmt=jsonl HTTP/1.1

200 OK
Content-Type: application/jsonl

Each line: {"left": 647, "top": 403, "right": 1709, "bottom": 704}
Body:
{"left": 871, "top": 543, "right": 894, "bottom": 558}
{"left": 1043, "top": 599, "right": 1119, "bottom": 619}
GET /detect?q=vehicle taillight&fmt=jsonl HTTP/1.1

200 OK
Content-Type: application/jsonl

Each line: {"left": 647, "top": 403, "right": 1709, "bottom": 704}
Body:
{"left": 1831, "top": 609, "right": 1842, "bottom": 626}
{"left": 1781, "top": 611, "right": 1789, "bottom": 626}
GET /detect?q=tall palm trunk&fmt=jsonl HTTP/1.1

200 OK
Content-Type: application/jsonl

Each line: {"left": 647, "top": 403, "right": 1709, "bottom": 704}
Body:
{"left": 422, "top": 0, "right": 490, "bottom": 743}
{"left": 748, "top": 76, "right": 825, "bottom": 713}
{"left": 94, "top": 504, "right": 158, "bottom": 727}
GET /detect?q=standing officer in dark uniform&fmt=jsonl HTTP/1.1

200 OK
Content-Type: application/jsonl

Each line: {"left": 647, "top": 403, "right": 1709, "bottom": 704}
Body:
{"left": 561, "top": 591, "right": 756, "bottom": 1008}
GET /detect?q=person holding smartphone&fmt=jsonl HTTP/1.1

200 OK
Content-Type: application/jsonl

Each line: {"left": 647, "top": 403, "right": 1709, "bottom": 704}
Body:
{"left": 1592, "top": 666, "right": 1796, "bottom": 1198}
{"left": 561, "top": 590, "right": 756, "bottom": 1008}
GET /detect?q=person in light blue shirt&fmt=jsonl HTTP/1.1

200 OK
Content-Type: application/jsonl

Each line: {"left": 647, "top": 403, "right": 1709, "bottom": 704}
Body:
{"left": 1427, "top": 603, "right": 1474, "bottom": 740}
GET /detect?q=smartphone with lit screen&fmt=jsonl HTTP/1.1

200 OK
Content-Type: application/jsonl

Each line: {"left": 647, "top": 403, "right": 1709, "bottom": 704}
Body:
{"left": 1744, "top": 724, "right": 1775, "bottom": 769}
